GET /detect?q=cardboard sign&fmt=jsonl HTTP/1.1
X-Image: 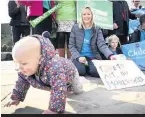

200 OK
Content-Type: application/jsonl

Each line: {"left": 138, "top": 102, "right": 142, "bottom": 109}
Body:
{"left": 92, "top": 60, "right": 145, "bottom": 90}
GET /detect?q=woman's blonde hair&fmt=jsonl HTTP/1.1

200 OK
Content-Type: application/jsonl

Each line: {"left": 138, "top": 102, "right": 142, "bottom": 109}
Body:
{"left": 79, "top": 7, "right": 95, "bottom": 29}
{"left": 108, "top": 34, "right": 121, "bottom": 47}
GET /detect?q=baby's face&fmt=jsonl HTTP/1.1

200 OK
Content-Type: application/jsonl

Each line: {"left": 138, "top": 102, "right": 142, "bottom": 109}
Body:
{"left": 14, "top": 53, "right": 40, "bottom": 76}
{"left": 110, "top": 39, "right": 118, "bottom": 49}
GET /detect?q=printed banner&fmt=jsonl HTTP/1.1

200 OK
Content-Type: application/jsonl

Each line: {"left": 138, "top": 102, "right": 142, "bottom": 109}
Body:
{"left": 121, "top": 41, "right": 145, "bottom": 70}
{"left": 129, "top": 8, "right": 145, "bottom": 34}
{"left": 129, "top": 19, "right": 140, "bottom": 34}
{"left": 29, "top": 4, "right": 62, "bottom": 28}
{"left": 77, "top": 0, "right": 113, "bottom": 29}
{"left": 131, "top": 8, "right": 145, "bottom": 15}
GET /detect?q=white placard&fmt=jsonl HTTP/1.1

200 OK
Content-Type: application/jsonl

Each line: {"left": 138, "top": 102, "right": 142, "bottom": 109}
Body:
{"left": 92, "top": 60, "right": 145, "bottom": 90}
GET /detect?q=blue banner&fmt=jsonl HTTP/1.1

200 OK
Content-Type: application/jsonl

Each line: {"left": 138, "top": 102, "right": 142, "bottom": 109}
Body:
{"left": 121, "top": 41, "right": 145, "bottom": 70}
{"left": 131, "top": 8, "right": 145, "bottom": 15}
{"left": 129, "top": 8, "right": 145, "bottom": 34}
{"left": 129, "top": 19, "right": 140, "bottom": 34}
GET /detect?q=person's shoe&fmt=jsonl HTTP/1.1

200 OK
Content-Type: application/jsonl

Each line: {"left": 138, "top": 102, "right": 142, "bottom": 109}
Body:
{"left": 71, "top": 69, "right": 84, "bottom": 94}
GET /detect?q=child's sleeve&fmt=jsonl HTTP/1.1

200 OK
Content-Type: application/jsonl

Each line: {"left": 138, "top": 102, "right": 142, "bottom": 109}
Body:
{"left": 11, "top": 73, "right": 30, "bottom": 102}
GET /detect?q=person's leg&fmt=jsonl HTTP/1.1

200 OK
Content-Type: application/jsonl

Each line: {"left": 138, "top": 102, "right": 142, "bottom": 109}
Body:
{"left": 66, "top": 32, "right": 71, "bottom": 59}
{"left": 72, "top": 59, "right": 86, "bottom": 76}
{"left": 11, "top": 26, "right": 21, "bottom": 44}
{"left": 21, "top": 26, "right": 30, "bottom": 37}
{"left": 87, "top": 60, "right": 100, "bottom": 78}
{"left": 118, "top": 35, "right": 127, "bottom": 45}
{"left": 57, "top": 32, "right": 65, "bottom": 57}
{"left": 30, "top": 15, "right": 52, "bottom": 35}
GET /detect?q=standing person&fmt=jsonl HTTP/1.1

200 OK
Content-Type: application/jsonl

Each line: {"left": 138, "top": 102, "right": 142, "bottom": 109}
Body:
{"left": 130, "top": 14, "right": 145, "bottom": 43}
{"left": 108, "top": 0, "right": 138, "bottom": 45}
{"left": 17, "top": 0, "right": 53, "bottom": 35}
{"left": 56, "top": 1, "right": 76, "bottom": 58}
{"left": 69, "top": 7, "right": 116, "bottom": 77}
{"left": 8, "top": 0, "right": 30, "bottom": 44}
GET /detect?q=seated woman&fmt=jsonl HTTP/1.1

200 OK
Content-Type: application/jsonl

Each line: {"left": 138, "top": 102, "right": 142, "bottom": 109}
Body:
{"left": 69, "top": 7, "right": 115, "bottom": 77}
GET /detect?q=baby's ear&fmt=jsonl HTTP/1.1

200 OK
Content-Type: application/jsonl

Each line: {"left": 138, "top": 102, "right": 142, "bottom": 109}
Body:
{"left": 42, "top": 31, "right": 51, "bottom": 39}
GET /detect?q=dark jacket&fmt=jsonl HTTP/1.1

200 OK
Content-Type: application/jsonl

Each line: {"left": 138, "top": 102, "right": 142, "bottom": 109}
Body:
{"left": 129, "top": 26, "right": 143, "bottom": 43}
{"left": 116, "top": 47, "right": 123, "bottom": 54}
{"left": 8, "top": 1, "right": 29, "bottom": 26}
{"left": 69, "top": 24, "right": 113, "bottom": 61}
{"left": 108, "top": 1, "right": 136, "bottom": 36}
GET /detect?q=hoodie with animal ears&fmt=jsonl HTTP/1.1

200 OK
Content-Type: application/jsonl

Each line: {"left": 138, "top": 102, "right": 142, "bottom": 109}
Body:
{"left": 10, "top": 35, "right": 78, "bottom": 113}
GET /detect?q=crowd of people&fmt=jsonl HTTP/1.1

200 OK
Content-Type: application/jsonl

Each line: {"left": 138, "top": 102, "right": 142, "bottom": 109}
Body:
{"left": 4, "top": 0, "right": 145, "bottom": 114}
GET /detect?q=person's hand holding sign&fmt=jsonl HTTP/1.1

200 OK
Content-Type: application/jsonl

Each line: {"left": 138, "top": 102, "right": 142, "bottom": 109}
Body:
{"left": 109, "top": 55, "right": 117, "bottom": 60}
{"left": 79, "top": 57, "right": 87, "bottom": 63}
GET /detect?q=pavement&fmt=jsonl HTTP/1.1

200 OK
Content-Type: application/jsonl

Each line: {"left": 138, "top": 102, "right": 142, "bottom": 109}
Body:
{"left": 1, "top": 61, "right": 145, "bottom": 114}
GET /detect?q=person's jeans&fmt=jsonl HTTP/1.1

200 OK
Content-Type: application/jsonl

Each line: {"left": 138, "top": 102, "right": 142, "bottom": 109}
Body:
{"left": 11, "top": 26, "right": 30, "bottom": 44}
{"left": 72, "top": 59, "right": 100, "bottom": 77}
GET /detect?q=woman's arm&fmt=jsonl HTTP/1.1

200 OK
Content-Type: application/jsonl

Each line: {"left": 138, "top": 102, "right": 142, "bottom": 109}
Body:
{"left": 96, "top": 28, "right": 113, "bottom": 59}
{"left": 69, "top": 25, "right": 80, "bottom": 60}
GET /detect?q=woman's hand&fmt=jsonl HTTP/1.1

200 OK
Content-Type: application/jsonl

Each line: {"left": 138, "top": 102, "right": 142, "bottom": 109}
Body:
{"left": 109, "top": 55, "right": 117, "bottom": 60}
{"left": 78, "top": 57, "right": 87, "bottom": 64}
{"left": 4, "top": 99, "right": 20, "bottom": 107}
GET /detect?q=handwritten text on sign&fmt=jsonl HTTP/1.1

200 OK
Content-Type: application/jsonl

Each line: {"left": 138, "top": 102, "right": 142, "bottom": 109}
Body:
{"left": 92, "top": 60, "right": 145, "bottom": 90}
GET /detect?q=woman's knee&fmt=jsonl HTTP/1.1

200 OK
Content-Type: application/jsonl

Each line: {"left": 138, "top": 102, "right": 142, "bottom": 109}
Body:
{"left": 89, "top": 69, "right": 99, "bottom": 77}
{"left": 73, "top": 60, "right": 86, "bottom": 76}
{"left": 78, "top": 69, "right": 86, "bottom": 76}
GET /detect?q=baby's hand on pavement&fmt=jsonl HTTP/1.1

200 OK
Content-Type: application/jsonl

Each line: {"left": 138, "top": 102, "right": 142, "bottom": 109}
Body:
{"left": 4, "top": 99, "right": 20, "bottom": 107}
{"left": 79, "top": 57, "right": 87, "bottom": 64}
